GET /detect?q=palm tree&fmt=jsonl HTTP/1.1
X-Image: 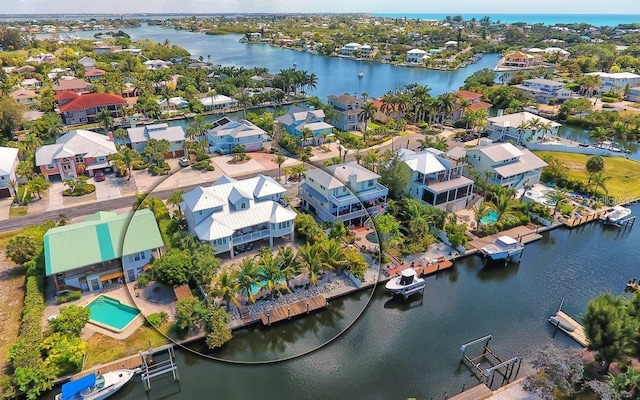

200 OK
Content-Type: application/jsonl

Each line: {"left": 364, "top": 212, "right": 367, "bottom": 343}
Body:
{"left": 546, "top": 189, "right": 568, "bottom": 216}
{"left": 95, "top": 109, "right": 113, "bottom": 135}
{"left": 360, "top": 101, "right": 377, "bottom": 132}
{"left": 167, "top": 190, "right": 185, "bottom": 217}
{"left": 436, "top": 93, "right": 455, "bottom": 124}
{"left": 472, "top": 201, "right": 491, "bottom": 229}
{"left": 110, "top": 146, "right": 141, "bottom": 181}
{"left": 273, "top": 154, "right": 286, "bottom": 182}
{"left": 525, "top": 117, "right": 542, "bottom": 142}
{"left": 320, "top": 240, "right": 348, "bottom": 282}
{"left": 490, "top": 192, "right": 518, "bottom": 222}
{"left": 515, "top": 121, "right": 529, "bottom": 146}
{"left": 55, "top": 213, "right": 70, "bottom": 226}
{"left": 258, "top": 253, "right": 289, "bottom": 300}
{"left": 235, "top": 91, "right": 252, "bottom": 120}
{"left": 275, "top": 246, "right": 299, "bottom": 289}
{"left": 538, "top": 121, "right": 554, "bottom": 142}
{"left": 235, "top": 258, "right": 261, "bottom": 304}
{"left": 588, "top": 172, "right": 611, "bottom": 195}
{"left": 298, "top": 243, "right": 322, "bottom": 287}
{"left": 380, "top": 91, "right": 397, "bottom": 118}
{"left": 210, "top": 269, "right": 240, "bottom": 311}
{"left": 27, "top": 176, "right": 50, "bottom": 199}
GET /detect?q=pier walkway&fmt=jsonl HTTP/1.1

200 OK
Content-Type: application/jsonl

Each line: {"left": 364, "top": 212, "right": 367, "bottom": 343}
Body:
{"left": 258, "top": 295, "right": 327, "bottom": 325}
{"left": 450, "top": 384, "right": 493, "bottom": 400}
{"left": 467, "top": 225, "right": 543, "bottom": 252}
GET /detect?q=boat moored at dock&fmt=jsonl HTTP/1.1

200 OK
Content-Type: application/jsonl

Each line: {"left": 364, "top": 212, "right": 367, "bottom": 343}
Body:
{"left": 55, "top": 369, "right": 138, "bottom": 400}
{"left": 479, "top": 235, "right": 525, "bottom": 262}
{"left": 601, "top": 205, "right": 632, "bottom": 224}
{"left": 385, "top": 268, "right": 426, "bottom": 299}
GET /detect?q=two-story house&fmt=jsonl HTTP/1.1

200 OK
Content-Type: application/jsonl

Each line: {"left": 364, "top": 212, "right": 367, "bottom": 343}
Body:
{"left": 52, "top": 78, "right": 91, "bottom": 94}
{"left": 275, "top": 105, "right": 334, "bottom": 145}
{"left": 10, "top": 88, "right": 38, "bottom": 105}
{"left": 398, "top": 148, "right": 474, "bottom": 212}
{"left": 0, "top": 147, "right": 19, "bottom": 198}
{"left": 501, "top": 51, "right": 542, "bottom": 68}
{"left": 406, "top": 49, "right": 428, "bottom": 63}
{"left": 143, "top": 59, "right": 170, "bottom": 70}
{"left": 199, "top": 95, "right": 238, "bottom": 112}
{"left": 486, "top": 112, "right": 561, "bottom": 145}
{"left": 206, "top": 117, "right": 267, "bottom": 154}
{"left": 58, "top": 93, "right": 127, "bottom": 125}
{"left": 181, "top": 175, "right": 296, "bottom": 258}
{"left": 466, "top": 142, "right": 547, "bottom": 188}
{"left": 35, "top": 129, "right": 117, "bottom": 180}
{"left": 451, "top": 90, "right": 493, "bottom": 123}
{"left": 127, "top": 123, "right": 186, "bottom": 158}
{"left": 298, "top": 162, "right": 389, "bottom": 226}
{"left": 340, "top": 43, "right": 373, "bottom": 57}
{"left": 85, "top": 68, "right": 106, "bottom": 82}
{"left": 44, "top": 209, "right": 165, "bottom": 293}
{"left": 513, "top": 78, "right": 573, "bottom": 104}
{"left": 586, "top": 72, "right": 640, "bottom": 94}
{"left": 77, "top": 56, "right": 96, "bottom": 71}
{"left": 327, "top": 94, "right": 363, "bottom": 132}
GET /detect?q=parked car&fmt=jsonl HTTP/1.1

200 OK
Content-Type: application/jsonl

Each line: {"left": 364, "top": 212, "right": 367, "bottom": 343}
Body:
{"left": 178, "top": 157, "right": 190, "bottom": 167}
{"left": 94, "top": 171, "right": 105, "bottom": 182}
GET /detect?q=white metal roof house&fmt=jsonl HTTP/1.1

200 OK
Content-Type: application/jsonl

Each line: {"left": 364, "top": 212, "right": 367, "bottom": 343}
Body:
{"left": 181, "top": 175, "right": 296, "bottom": 258}
{"left": 126, "top": 123, "right": 186, "bottom": 158}
{"left": 206, "top": 117, "right": 267, "bottom": 154}
{"left": 398, "top": 148, "right": 474, "bottom": 212}
{"left": 486, "top": 112, "right": 561, "bottom": 145}
{"left": 585, "top": 72, "right": 640, "bottom": 93}
{"left": 0, "top": 146, "right": 19, "bottom": 198}
{"left": 466, "top": 142, "right": 547, "bottom": 188}
{"left": 298, "top": 162, "right": 388, "bottom": 225}
{"left": 513, "top": 78, "right": 573, "bottom": 104}
{"left": 199, "top": 95, "right": 238, "bottom": 112}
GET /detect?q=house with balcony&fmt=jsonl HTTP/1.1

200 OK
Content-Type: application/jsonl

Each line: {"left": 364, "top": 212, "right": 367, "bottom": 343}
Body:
{"left": 44, "top": 209, "right": 165, "bottom": 293}
{"left": 500, "top": 51, "right": 542, "bottom": 68}
{"left": 143, "top": 59, "right": 170, "bottom": 70}
{"left": 35, "top": 129, "right": 117, "bottom": 180}
{"left": 466, "top": 142, "right": 547, "bottom": 188}
{"left": 398, "top": 148, "right": 474, "bottom": 212}
{"left": 406, "top": 49, "right": 428, "bottom": 63}
{"left": 275, "top": 105, "right": 334, "bottom": 145}
{"left": 486, "top": 111, "right": 561, "bottom": 145}
{"left": 181, "top": 175, "right": 296, "bottom": 258}
{"left": 339, "top": 42, "right": 373, "bottom": 57}
{"left": 0, "top": 147, "right": 19, "bottom": 198}
{"left": 58, "top": 93, "right": 127, "bottom": 125}
{"left": 513, "top": 78, "right": 573, "bottom": 104}
{"left": 451, "top": 90, "right": 492, "bottom": 123}
{"left": 126, "top": 123, "right": 186, "bottom": 158}
{"left": 85, "top": 68, "right": 106, "bottom": 82}
{"left": 199, "top": 94, "right": 238, "bottom": 112}
{"left": 327, "top": 94, "right": 363, "bottom": 132}
{"left": 298, "top": 162, "right": 388, "bottom": 226}
{"left": 585, "top": 72, "right": 640, "bottom": 94}
{"left": 206, "top": 117, "right": 267, "bottom": 154}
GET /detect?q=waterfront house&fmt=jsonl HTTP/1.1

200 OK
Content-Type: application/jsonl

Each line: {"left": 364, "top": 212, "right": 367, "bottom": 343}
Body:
{"left": 77, "top": 56, "right": 96, "bottom": 70}
{"left": 44, "top": 209, "right": 165, "bottom": 293}
{"left": 10, "top": 88, "right": 37, "bottom": 105}
{"left": 339, "top": 42, "right": 372, "bottom": 57}
{"left": 501, "top": 51, "right": 542, "bottom": 68}
{"left": 127, "top": 123, "right": 186, "bottom": 158}
{"left": 157, "top": 96, "right": 190, "bottom": 111}
{"left": 275, "top": 105, "right": 334, "bottom": 145}
{"left": 466, "top": 142, "right": 547, "bottom": 188}
{"left": 143, "top": 59, "right": 170, "bottom": 70}
{"left": 181, "top": 175, "right": 296, "bottom": 258}
{"left": 398, "top": 148, "right": 474, "bottom": 212}
{"left": 486, "top": 112, "right": 561, "bottom": 145}
{"left": 0, "top": 146, "right": 19, "bottom": 198}
{"left": 199, "top": 94, "right": 238, "bottom": 112}
{"left": 513, "top": 78, "right": 573, "bottom": 104}
{"left": 406, "top": 49, "right": 428, "bottom": 63}
{"left": 52, "top": 77, "right": 91, "bottom": 94}
{"left": 451, "top": 90, "right": 492, "bottom": 123}
{"left": 327, "top": 94, "right": 363, "bottom": 132}
{"left": 298, "top": 162, "right": 388, "bottom": 226}
{"left": 35, "top": 129, "right": 117, "bottom": 180}
{"left": 58, "top": 93, "right": 127, "bottom": 125}
{"left": 206, "top": 117, "right": 267, "bottom": 154}
{"left": 586, "top": 72, "right": 640, "bottom": 94}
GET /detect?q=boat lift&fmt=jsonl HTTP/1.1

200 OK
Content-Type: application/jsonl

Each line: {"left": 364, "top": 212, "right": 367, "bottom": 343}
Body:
{"left": 139, "top": 345, "right": 179, "bottom": 391}
{"left": 460, "top": 334, "right": 521, "bottom": 389}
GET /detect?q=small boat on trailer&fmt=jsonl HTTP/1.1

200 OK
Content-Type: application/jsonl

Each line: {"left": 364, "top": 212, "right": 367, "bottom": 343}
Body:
{"left": 385, "top": 268, "right": 425, "bottom": 299}
{"left": 480, "top": 235, "right": 524, "bottom": 263}
{"left": 55, "top": 369, "right": 138, "bottom": 400}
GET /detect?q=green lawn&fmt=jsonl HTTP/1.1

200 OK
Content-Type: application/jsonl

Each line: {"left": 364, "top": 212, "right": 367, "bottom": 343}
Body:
{"left": 534, "top": 151, "right": 640, "bottom": 200}
{"left": 8, "top": 206, "right": 28, "bottom": 218}
{"left": 84, "top": 325, "right": 170, "bottom": 368}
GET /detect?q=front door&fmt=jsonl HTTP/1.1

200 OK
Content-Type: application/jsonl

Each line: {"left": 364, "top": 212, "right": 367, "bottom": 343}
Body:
{"left": 90, "top": 279, "right": 100, "bottom": 291}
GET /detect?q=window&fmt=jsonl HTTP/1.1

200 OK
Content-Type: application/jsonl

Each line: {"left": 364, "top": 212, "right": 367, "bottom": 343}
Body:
{"left": 74, "top": 155, "right": 84, "bottom": 163}
{"left": 47, "top": 164, "right": 55, "bottom": 169}
{"left": 241, "top": 203, "right": 246, "bottom": 209}
{"left": 368, "top": 180, "right": 374, "bottom": 187}
{"left": 127, "top": 269, "right": 136, "bottom": 282}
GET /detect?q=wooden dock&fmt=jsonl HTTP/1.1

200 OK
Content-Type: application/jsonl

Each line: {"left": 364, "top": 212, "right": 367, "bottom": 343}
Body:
{"left": 561, "top": 210, "right": 608, "bottom": 228}
{"left": 259, "top": 295, "right": 327, "bottom": 325}
{"left": 549, "top": 310, "right": 589, "bottom": 347}
{"left": 449, "top": 384, "right": 493, "bottom": 400}
{"left": 382, "top": 256, "right": 454, "bottom": 279}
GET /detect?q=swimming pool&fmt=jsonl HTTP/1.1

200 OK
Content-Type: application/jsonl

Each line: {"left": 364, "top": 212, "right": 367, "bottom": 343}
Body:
{"left": 480, "top": 211, "right": 499, "bottom": 225}
{"left": 86, "top": 295, "right": 140, "bottom": 332}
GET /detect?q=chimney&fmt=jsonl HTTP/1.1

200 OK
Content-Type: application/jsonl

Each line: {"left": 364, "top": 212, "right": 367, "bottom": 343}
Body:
{"left": 348, "top": 171, "right": 358, "bottom": 190}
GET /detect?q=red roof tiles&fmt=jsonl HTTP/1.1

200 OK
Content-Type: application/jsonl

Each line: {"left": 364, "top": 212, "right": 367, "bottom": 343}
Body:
{"left": 54, "top": 91, "right": 80, "bottom": 101}
{"left": 58, "top": 93, "right": 127, "bottom": 112}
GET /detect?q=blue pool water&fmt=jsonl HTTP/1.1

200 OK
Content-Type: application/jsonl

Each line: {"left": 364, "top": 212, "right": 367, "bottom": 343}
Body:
{"left": 86, "top": 296, "right": 140, "bottom": 331}
{"left": 480, "top": 211, "right": 499, "bottom": 225}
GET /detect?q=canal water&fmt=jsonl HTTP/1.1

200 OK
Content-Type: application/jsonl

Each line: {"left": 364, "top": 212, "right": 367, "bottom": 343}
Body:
{"left": 44, "top": 203, "right": 635, "bottom": 400}
{"left": 557, "top": 125, "right": 640, "bottom": 161}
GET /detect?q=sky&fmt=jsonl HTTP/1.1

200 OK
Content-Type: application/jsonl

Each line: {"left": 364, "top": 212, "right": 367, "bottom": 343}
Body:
{"left": 3, "top": 0, "right": 640, "bottom": 15}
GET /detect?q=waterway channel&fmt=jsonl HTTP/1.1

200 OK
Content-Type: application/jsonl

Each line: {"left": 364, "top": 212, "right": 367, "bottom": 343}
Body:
{"left": 42, "top": 204, "right": 640, "bottom": 400}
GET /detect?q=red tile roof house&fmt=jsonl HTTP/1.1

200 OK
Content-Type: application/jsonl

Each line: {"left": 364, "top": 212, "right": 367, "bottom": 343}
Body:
{"left": 85, "top": 68, "right": 106, "bottom": 82}
{"left": 451, "top": 90, "right": 493, "bottom": 123}
{"left": 52, "top": 78, "right": 91, "bottom": 94}
{"left": 57, "top": 93, "right": 127, "bottom": 125}
{"left": 35, "top": 129, "right": 117, "bottom": 180}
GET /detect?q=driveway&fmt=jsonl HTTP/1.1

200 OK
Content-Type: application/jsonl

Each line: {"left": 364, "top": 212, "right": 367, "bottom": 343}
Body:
{"left": 0, "top": 198, "right": 11, "bottom": 221}
{"left": 94, "top": 173, "right": 122, "bottom": 201}
{"left": 212, "top": 155, "right": 268, "bottom": 176}
{"left": 47, "top": 180, "right": 64, "bottom": 211}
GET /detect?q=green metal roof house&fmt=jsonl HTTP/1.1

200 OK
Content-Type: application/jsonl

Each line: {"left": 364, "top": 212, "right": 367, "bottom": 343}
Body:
{"left": 44, "top": 209, "right": 164, "bottom": 293}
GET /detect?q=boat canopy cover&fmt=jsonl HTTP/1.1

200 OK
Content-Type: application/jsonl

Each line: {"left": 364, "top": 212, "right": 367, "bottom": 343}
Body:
{"left": 496, "top": 236, "right": 518, "bottom": 246}
{"left": 399, "top": 268, "right": 417, "bottom": 285}
{"left": 62, "top": 373, "right": 96, "bottom": 400}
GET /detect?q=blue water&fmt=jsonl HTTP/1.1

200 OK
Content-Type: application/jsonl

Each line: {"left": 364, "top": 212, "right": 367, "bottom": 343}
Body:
{"left": 479, "top": 210, "right": 499, "bottom": 225}
{"left": 86, "top": 295, "right": 140, "bottom": 331}
{"left": 373, "top": 13, "right": 640, "bottom": 27}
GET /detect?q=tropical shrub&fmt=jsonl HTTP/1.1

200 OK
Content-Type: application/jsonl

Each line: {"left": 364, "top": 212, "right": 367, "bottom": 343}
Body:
{"left": 146, "top": 312, "right": 168, "bottom": 328}
{"left": 55, "top": 291, "right": 82, "bottom": 305}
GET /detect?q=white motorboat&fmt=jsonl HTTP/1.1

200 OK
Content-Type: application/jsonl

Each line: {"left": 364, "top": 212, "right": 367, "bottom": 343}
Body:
{"left": 385, "top": 268, "right": 425, "bottom": 298}
{"left": 55, "top": 369, "right": 138, "bottom": 400}
{"left": 603, "top": 205, "right": 632, "bottom": 223}
{"left": 479, "top": 235, "right": 524, "bottom": 261}
{"left": 358, "top": 71, "right": 364, "bottom": 78}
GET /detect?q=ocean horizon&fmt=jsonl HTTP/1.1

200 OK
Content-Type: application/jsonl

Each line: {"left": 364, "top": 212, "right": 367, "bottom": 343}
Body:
{"left": 371, "top": 13, "right": 640, "bottom": 27}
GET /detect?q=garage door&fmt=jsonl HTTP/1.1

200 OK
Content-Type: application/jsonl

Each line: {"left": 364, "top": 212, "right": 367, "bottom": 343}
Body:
{"left": 174, "top": 150, "right": 185, "bottom": 157}
{"left": 163, "top": 151, "right": 173, "bottom": 159}
{"left": 0, "top": 188, "right": 10, "bottom": 198}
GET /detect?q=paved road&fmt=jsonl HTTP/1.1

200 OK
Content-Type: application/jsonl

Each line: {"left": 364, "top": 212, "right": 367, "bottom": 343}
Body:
{"left": 0, "top": 133, "right": 426, "bottom": 234}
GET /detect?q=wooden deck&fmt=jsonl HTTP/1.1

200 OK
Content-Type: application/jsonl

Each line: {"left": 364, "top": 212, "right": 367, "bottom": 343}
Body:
{"left": 468, "top": 225, "right": 542, "bottom": 252}
{"left": 550, "top": 310, "right": 589, "bottom": 347}
{"left": 259, "top": 295, "right": 327, "bottom": 325}
{"left": 382, "top": 255, "right": 454, "bottom": 279}
{"left": 449, "top": 384, "right": 493, "bottom": 400}
{"left": 560, "top": 210, "right": 608, "bottom": 228}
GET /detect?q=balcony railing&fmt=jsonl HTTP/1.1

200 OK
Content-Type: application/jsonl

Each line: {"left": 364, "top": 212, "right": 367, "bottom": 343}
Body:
{"left": 232, "top": 229, "right": 270, "bottom": 245}
{"left": 330, "top": 184, "right": 388, "bottom": 205}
